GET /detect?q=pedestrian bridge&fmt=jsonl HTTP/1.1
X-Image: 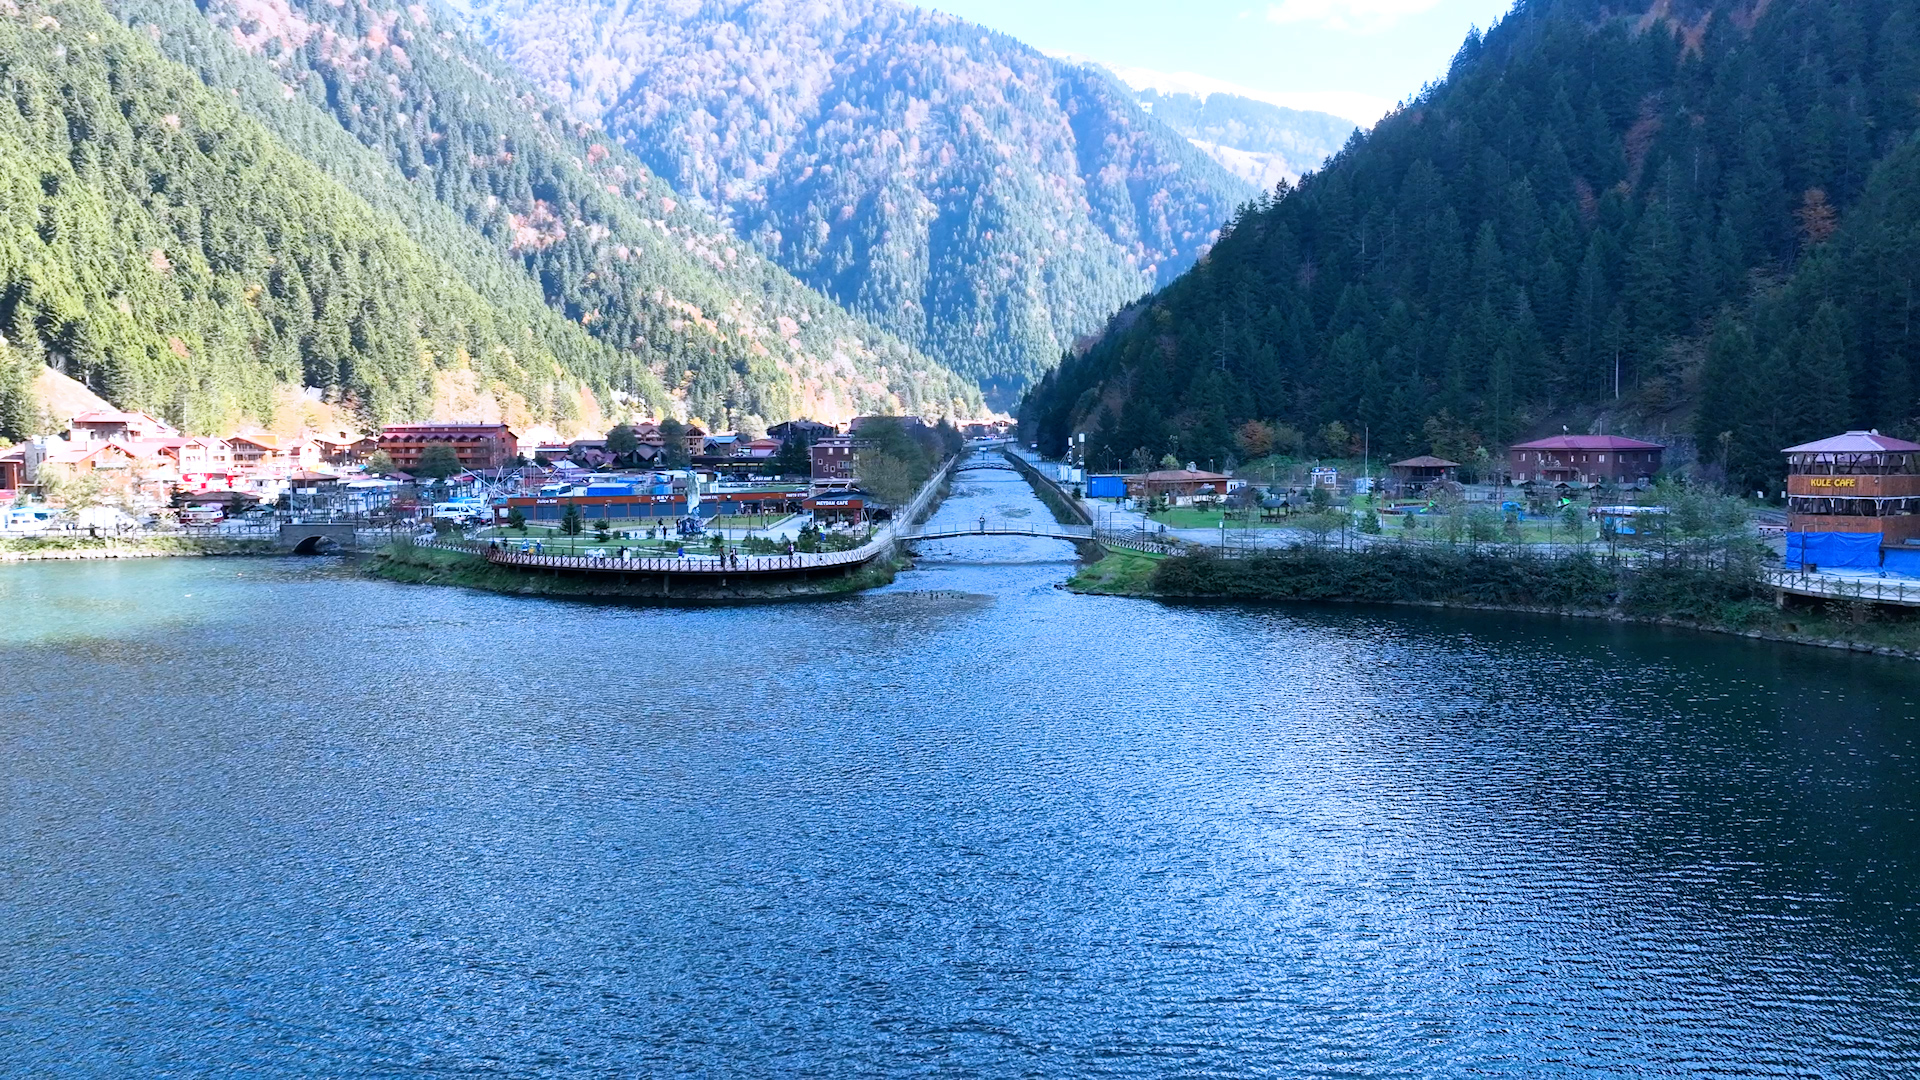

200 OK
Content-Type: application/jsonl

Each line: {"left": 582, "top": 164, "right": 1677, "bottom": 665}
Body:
{"left": 900, "top": 519, "right": 1180, "bottom": 555}
{"left": 951, "top": 462, "right": 1021, "bottom": 474}
{"left": 901, "top": 518, "right": 1093, "bottom": 542}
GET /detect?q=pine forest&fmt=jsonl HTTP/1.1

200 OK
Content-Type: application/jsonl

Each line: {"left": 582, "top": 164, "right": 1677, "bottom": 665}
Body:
{"left": 1021, "top": 0, "right": 1920, "bottom": 491}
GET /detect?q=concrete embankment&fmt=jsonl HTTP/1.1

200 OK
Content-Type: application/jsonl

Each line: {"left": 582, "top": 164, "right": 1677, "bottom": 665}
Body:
{"left": 998, "top": 450, "right": 1092, "bottom": 527}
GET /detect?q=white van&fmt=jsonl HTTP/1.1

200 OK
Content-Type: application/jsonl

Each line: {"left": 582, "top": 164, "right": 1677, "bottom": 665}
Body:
{"left": 1, "top": 507, "right": 59, "bottom": 535}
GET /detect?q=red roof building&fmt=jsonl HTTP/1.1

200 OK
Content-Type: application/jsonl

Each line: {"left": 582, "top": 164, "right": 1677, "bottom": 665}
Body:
{"left": 377, "top": 423, "right": 518, "bottom": 471}
{"left": 1508, "top": 435, "right": 1664, "bottom": 486}
{"left": 1124, "top": 469, "right": 1232, "bottom": 502}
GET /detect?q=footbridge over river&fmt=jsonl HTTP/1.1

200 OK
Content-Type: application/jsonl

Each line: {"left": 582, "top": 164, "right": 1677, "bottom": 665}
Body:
{"left": 900, "top": 518, "right": 1181, "bottom": 556}
{"left": 900, "top": 518, "right": 1092, "bottom": 542}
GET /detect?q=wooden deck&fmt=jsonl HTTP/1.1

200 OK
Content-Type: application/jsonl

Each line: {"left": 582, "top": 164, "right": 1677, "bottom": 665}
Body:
{"left": 1765, "top": 568, "right": 1920, "bottom": 607}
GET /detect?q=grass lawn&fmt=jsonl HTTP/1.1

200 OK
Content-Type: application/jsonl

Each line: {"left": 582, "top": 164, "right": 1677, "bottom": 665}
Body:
{"left": 1147, "top": 508, "right": 1305, "bottom": 530}
{"left": 1066, "top": 548, "right": 1166, "bottom": 595}
{"left": 1385, "top": 516, "right": 1598, "bottom": 545}
{"left": 705, "top": 514, "right": 791, "bottom": 530}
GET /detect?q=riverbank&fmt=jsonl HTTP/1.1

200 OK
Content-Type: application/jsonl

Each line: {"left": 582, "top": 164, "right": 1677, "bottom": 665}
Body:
{"left": 366, "top": 463, "right": 960, "bottom": 604}
{"left": 0, "top": 535, "right": 279, "bottom": 561}
{"left": 1069, "top": 544, "right": 1920, "bottom": 659}
{"left": 366, "top": 539, "right": 910, "bottom": 603}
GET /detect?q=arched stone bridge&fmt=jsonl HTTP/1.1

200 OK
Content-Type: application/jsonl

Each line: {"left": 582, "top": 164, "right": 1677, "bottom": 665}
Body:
{"left": 279, "top": 522, "right": 359, "bottom": 553}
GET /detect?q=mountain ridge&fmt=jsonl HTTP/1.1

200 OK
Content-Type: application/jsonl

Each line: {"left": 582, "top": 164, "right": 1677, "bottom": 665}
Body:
{"left": 444, "top": 0, "right": 1256, "bottom": 405}
{"left": 106, "top": 0, "right": 983, "bottom": 429}
{"left": 1021, "top": 0, "right": 1920, "bottom": 490}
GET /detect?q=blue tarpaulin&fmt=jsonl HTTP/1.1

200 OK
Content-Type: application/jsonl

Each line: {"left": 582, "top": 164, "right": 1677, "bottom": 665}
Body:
{"left": 1882, "top": 547, "right": 1920, "bottom": 578}
{"left": 1785, "top": 530, "right": 1883, "bottom": 570}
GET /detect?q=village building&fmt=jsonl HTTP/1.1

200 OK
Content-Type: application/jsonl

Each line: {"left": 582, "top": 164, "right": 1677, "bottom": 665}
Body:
{"left": 312, "top": 431, "right": 372, "bottom": 465}
{"left": 1385, "top": 456, "right": 1461, "bottom": 495}
{"left": 494, "top": 475, "right": 697, "bottom": 525}
{"left": 228, "top": 433, "right": 322, "bottom": 473}
{"left": 1124, "top": 469, "right": 1233, "bottom": 504}
{"left": 0, "top": 444, "right": 31, "bottom": 494}
{"left": 702, "top": 483, "right": 807, "bottom": 517}
{"left": 120, "top": 436, "right": 236, "bottom": 492}
{"left": 1782, "top": 430, "right": 1920, "bottom": 573}
{"left": 68, "top": 409, "right": 177, "bottom": 446}
{"left": 702, "top": 433, "right": 746, "bottom": 457}
{"left": 811, "top": 433, "right": 860, "bottom": 487}
{"left": 803, "top": 487, "right": 877, "bottom": 525}
{"left": 1508, "top": 435, "right": 1664, "bottom": 486}
{"left": 768, "top": 418, "right": 837, "bottom": 441}
{"left": 377, "top": 423, "right": 519, "bottom": 472}
{"left": 679, "top": 424, "right": 708, "bottom": 459}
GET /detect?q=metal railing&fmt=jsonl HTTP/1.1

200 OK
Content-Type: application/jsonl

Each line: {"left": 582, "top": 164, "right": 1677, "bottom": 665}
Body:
{"left": 476, "top": 539, "right": 885, "bottom": 575}
{"left": 904, "top": 519, "right": 1094, "bottom": 541}
{"left": 405, "top": 456, "right": 964, "bottom": 577}
{"left": 1763, "top": 568, "right": 1920, "bottom": 606}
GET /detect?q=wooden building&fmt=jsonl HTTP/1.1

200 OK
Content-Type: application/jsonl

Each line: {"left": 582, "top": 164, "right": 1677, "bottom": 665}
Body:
{"left": 1783, "top": 430, "right": 1920, "bottom": 570}
{"left": 1124, "top": 469, "right": 1232, "bottom": 504}
{"left": 1386, "top": 456, "right": 1459, "bottom": 495}
{"left": 1508, "top": 435, "right": 1664, "bottom": 486}
{"left": 804, "top": 488, "right": 876, "bottom": 525}
{"left": 377, "top": 423, "right": 519, "bottom": 472}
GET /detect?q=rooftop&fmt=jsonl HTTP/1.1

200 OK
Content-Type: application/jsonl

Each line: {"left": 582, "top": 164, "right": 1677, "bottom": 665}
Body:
{"left": 1782, "top": 430, "right": 1920, "bottom": 454}
{"left": 1389, "top": 455, "right": 1460, "bottom": 468}
{"left": 1511, "top": 434, "right": 1664, "bottom": 451}
{"left": 1138, "top": 469, "right": 1231, "bottom": 482}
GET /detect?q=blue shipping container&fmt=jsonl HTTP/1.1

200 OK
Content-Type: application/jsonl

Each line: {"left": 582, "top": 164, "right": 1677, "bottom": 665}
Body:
{"left": 1087, "top": 475, "right": 1127, "bottom": 499}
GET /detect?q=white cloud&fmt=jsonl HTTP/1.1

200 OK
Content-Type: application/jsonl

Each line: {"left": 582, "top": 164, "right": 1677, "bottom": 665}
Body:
{"left": 1265, "top": 0, "right": 1445, "bottom": 33}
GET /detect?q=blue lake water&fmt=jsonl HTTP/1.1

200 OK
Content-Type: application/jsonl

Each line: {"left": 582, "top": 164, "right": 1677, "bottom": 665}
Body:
{"left": 3, "top": 462, "right": 1919, "bottom": 1075}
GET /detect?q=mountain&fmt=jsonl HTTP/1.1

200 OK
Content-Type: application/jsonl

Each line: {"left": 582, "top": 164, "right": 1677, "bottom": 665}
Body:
{"left": 0, "top": 0, "right": 624, "bottom": 438}
{"left": 444, "top": 0, "right": 1255, "bottom": 406}
{"left": 1131, "top": 87, "right": 1357, "bottom": 190}
{"left": 119, "top": 0, "right": 983, "bottom": 430}
{"left": 1021, "top": 0, "right": 1920, "bottom": 490}
{"left": 1, "top": 0, "right": 980, "bottom": 442}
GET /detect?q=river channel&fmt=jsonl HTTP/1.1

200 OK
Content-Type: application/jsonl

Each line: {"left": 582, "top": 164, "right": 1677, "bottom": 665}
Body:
{"left": 3, "top": 454, "right": 1919, "bottom": 1075}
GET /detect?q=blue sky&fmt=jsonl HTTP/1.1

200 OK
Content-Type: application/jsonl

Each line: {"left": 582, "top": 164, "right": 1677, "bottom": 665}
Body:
{"left": 920, "top": 0, "right": 1519, "bottom": 125}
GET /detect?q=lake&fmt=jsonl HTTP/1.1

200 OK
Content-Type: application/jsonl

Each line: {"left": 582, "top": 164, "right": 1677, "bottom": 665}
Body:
{"left": 3, "top": 459, "right": 1918, "bottom": 1075}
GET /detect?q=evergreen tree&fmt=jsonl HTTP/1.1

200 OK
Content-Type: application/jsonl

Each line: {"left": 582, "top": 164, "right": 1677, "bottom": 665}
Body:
{"left": 416, "top": 443, "right": 462, "bottom": 480}
{"left": 1020, "top": 0, "right": 1920, "bottom": 483}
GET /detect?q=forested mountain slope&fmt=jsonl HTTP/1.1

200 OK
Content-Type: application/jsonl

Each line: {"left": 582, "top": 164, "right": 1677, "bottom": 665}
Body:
{"left": 446, "top": 0, "right": 1254, "bottom": 405}
{"left": 0, "top": 0, "right": 619, "bottom": 437}
{"left": 1132, "top": 86, "right": 1356, "bottom": 189}
{"left": 98, "top": 0, "right": 980, "bottom": 430}
{"left": 1022, "top": 0, "right": 1920, "bottom": 489}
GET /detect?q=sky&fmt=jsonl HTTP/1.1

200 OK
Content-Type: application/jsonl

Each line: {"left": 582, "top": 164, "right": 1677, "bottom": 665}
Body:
{"left": 919, "top": 0, "right": 1520, "bottom": 126}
